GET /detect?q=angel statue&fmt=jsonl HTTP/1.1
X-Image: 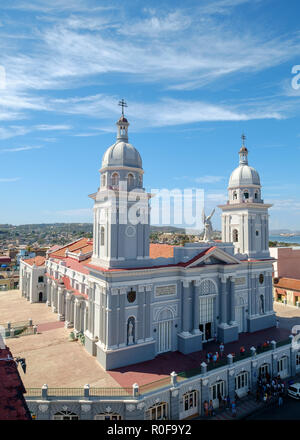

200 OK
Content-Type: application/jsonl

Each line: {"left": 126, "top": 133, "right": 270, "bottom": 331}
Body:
{"left": 202, "top": 208, "right": 215, "bottom": 242}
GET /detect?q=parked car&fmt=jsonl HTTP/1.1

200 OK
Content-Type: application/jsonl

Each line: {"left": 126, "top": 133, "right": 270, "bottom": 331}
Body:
{"left": 287, "top": 383, "right": 300, "bottom": 399}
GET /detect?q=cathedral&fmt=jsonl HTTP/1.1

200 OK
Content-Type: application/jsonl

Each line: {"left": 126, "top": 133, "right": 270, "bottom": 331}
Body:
{"left": 20, "top": 110, "right": 276, "bottom": 370}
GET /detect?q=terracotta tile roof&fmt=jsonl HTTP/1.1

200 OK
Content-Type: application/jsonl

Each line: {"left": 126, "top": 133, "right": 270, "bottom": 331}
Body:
{"left": 149, "top": 243, "right": 175, "bottom": 259}
{"left": 274, "top": 277, "right": 300, "bottom": 292}
{"left": 49, "top": 238, "right": 93, "bottom": 258}
{"left": 0, "top": 347, "right": 31, "bottom": 420}
{"left": 24, "top": 256, "right": 46, "bottom": 267}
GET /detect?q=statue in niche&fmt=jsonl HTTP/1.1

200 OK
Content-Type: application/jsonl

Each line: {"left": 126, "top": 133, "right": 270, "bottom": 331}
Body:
{"left": 127, "top": 317, "right": 135, "bottom": 345}
{"left": 202, "top": 208, "right": 215, "bottom": 242}
{"left": 260, "top": 295, "right": 265, "bottom": 314}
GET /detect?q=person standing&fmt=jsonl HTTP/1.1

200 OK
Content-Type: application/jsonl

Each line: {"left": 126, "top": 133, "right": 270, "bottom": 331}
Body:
{"left": 219, "top": 342, "right": 224, "bottom": 358}
{"left": 231, "top": 401, "right": 236, "bottom": 417}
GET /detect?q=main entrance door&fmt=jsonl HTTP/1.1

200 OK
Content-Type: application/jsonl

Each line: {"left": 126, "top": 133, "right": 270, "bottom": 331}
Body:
{"left": 158, "top": 320, "right": 172, "bottom": 353}
{"left": 156, "top": 308, "right": 173, "bottom": 354}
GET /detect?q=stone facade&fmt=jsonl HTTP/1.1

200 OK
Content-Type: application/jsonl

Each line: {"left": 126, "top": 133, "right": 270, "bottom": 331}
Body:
{"left": 26, "top": 339, "right": 299, "bottom": 420}
{"left": 19, "top": 117, "right": 276, "bottom": 370}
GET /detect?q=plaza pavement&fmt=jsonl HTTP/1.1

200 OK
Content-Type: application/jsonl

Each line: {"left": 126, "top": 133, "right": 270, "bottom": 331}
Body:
{"left": 1, "top": 290, "right": 120, "bottom": 389}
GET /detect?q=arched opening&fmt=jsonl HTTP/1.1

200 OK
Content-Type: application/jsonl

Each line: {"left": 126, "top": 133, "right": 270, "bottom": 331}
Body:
{"left": 254, "top": 191, "right": 258, "bottom": 199}
{"left": 210, "top": 380, "right": 225, "bottom": 408}
{"left": 156, "top": 308, "right": 173, "bottom": 353}
{"left": 145, "top": 402, "right": 168, "bottom": 420}
{"left": 53, "top": 411, "right": 79, "bottom": 420}
{"left": 199, "top": 280, "right": 217, "bottom": 341}
{"left": 101, "top": 174, "right": 106, "bottom": 187}
{"left": 127, "top": 173, "right": 134, "bottom": 188}
{"left": 259, "top": 363, "right": 270, "bottom": 379}
{"left": 39, "top": 292, "right": 43, "bottom": 302}
{"left": 233, "top": 191, "right": 237, "bottom": 200}
{"left": 235, "top": 371, "right": 249, "bottom": 398}
{"left": 243, "top": 191, "right": 249, "bottom": 200}
{"left": 94, "top": 413, "right": 122, "bottom": 420}
{"left": 260, "top": 294, "right": 264, "bottom": 314}
{"left": 277, "top": 356, "right": 288, "bottom": 378}
{"left": 127, "top": 316, "right": 135, "bottom": 345}
{"left": 232, "top": 229, "right": 238, "bottom": 242}
{"left": 180, "top": 390, "right": 198, "bottom": 419}
{"left": 111, "top": 173, "right": 119, "bottom": 186}
{"left": 100, "top": 227, "right": 105, "bottom": 246}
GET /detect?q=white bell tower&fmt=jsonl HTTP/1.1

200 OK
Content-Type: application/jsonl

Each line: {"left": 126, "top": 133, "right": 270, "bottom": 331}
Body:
{"left": 90, "top": 101, "right": 151, "bottom": 269}
{"left": 218, "top": 135, "right": 272, "bottom": 259}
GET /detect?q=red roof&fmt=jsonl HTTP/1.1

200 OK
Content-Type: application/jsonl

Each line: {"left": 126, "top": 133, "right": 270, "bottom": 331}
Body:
{"left": 49, "top": 237, "right": 93, "bottom": 259}
{"left": 274, "top": 277, "right": 300, "bottom": 292}
{"left": 0, "top": 256, "right": 11, "bottom": 264}
{"left": 24, "top": 256, "right": 46, "bottom": 267}
{"left": 0, "top": 347, "right": 31, "bottom": 420}
{"left": 149, "top": 243, "right": 174, "bottom": 259}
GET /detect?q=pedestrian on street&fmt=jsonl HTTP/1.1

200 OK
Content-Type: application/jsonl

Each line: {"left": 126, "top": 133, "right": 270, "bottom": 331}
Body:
{"left": 204, "top": 400, "right": 209, "bottom": 417}
{"left": 208, "top": 400, "right": 214, "bottom": 416}
{"left": 231, "top": 401, "right": 236, "bottom": 417}
{"left": 226, "top": 395, "right": 231, "bottom": 410}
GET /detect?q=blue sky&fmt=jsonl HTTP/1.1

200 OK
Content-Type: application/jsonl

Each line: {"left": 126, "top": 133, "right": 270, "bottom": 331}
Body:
{"left": 0, "top": 0, "right": 300, "bottom": 230}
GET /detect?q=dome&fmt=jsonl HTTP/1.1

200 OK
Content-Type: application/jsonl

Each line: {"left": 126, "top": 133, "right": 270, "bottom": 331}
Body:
{"left": 102, "top": 141, "right": 143, "bottom": 169}
{"left": 228, "top": 164, "right": 260, "bottom": 188}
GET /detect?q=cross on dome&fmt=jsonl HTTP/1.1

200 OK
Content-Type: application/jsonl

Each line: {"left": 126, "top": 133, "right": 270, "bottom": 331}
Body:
{"left": 118, "top": 98, "right": 128, "bottom": 116}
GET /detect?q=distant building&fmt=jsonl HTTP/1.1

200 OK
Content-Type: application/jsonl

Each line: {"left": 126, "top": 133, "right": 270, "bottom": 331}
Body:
{"left": 0, "top": 346, "right": 31, "bottom": 420}
{"left": 16, "top": 249, "right": 36, "bottom": 266}
{"left": 270, "top": 246, "right": 300, "bottom": 279}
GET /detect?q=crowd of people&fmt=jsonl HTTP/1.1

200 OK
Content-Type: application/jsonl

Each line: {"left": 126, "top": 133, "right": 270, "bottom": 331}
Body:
{"left": 204, "top": 340, "right": 274, "bottom": 366}
{"left": 203, "top": 395, "right": 237, "bottom": 418}
{"left": 256, "top": 373, "right": 286, "bottom": 406}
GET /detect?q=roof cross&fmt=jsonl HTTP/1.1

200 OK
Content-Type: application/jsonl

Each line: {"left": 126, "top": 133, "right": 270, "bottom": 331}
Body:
{"left": 241, "top": 133, "right": 246, "bottom": 145}
{"left": 118, "top": 99, "right": 128, "bottom": 116}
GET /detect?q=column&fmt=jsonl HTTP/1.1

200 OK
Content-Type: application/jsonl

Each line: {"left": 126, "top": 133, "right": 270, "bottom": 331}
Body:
{"left": 229, "top": 277, "right": 235, "bottom": 325}
{"left": 192, "top": 281, "right": 201, "bottom": 334}
{"left": 220, "top": 276, "right": 228, "bottom": 325}
{"left": 181, "top": 280, "right": 190, "bottom": 335}
{"left": 74, "top": 299, "right": 81, "bottom": 332}
{"left": 57, "top": 287, "right": 65, "bottom": 321}
{"left": 64, "top": 292, "right": 73, "bottom": 328}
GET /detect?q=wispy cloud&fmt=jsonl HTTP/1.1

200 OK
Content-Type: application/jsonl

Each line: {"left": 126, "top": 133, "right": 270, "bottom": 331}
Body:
{"left": 0, "top": 145, "right": 42, "bottom": 153}
{"left": 0, "top": 177, "right": 21, "bottom": 182}
{"left": 195, "top": 176, "right": 225, "bottom": 184}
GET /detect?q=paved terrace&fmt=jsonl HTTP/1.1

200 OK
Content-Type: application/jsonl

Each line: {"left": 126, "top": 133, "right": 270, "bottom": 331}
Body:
{"left": 1, "top": 291, "right": 299, "bottom": 392}
{"left": 0, "top": 290, "right": 119, "bottom": 389}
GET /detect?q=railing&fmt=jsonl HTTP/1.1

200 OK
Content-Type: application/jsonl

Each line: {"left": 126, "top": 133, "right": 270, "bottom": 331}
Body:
{"left": 26, "top": 388, "right": 42, "bottom": 397}
{"left": 139, "top": 376, "right": 173, "bottom": 394}
{"left": 4, "top": 325, "right": 35, "bottom": 338}
{"left": 47, "top": 388, "right": 85, "bottom": 397}
{"left": 89, "top": 387, "right": 132, "bottom": 397}
{"left": 277, "top": 338, "right": 292, "bottom": 348}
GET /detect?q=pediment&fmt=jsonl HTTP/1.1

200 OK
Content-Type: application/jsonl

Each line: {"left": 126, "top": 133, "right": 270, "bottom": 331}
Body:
{"left": 185, "top": 246, "right": 241, "bottom": 268}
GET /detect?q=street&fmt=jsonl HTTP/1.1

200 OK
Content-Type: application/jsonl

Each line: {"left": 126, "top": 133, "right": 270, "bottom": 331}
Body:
{"left": 246, "top": 396, "right": 300, "bottom": 420}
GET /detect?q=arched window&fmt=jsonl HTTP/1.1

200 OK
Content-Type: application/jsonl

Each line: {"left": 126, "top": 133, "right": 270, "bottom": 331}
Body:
{"left": 53, "top": 411, "right": 79, "bottom": 420}
{"left": 127, "top": 173, "right": 134, "bottom": 188}
{"left": 94, "top": 413, "right": 122, "bottom": 420}
{"left": 111, "top": 173, "right": 119, "bottom": 186}
{"left": 101, "top": 174, "right": 106, "bottom": 187}
{"left": 100, "top": 227, "right": 105, "bottom": 246}
{"left": 233, "top": 191, "right": 237, "bottom": 200}
{"left": 243, "top": 191, "right": 249, "bottom": 200}
{"left": 254, "top": 191, "right": 258, "bottom": 199}
{"left": 233, "top": 229, "right": 238, "bottom": 242}
{"left": 145, "top": 402, "right": 168, "bottom": 420}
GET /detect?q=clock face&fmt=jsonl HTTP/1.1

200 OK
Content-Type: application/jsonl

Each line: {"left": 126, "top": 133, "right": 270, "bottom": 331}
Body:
{"left": 127, "top": 289, "right": 136, "bottom": 303}
{"left": 259, "top": 274, "right": 264, "bottom": 284}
